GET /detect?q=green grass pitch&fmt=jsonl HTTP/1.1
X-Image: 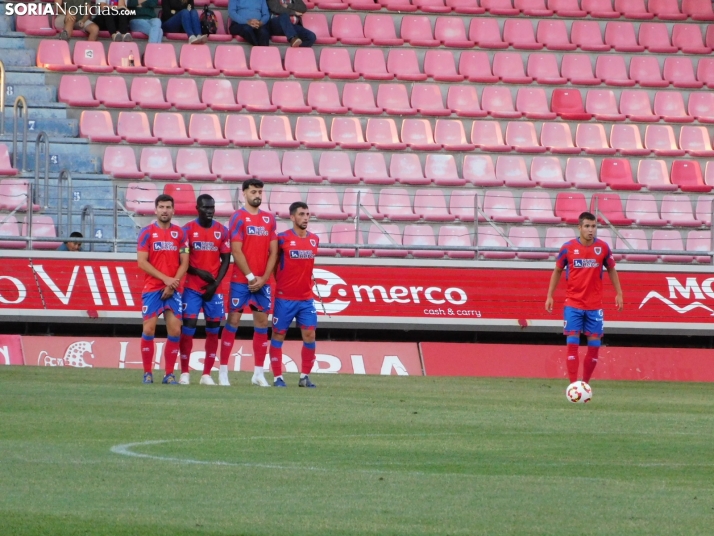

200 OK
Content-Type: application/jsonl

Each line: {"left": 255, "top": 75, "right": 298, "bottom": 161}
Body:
{"left": 0, "top": 367, "right": 712, "bottom": 535}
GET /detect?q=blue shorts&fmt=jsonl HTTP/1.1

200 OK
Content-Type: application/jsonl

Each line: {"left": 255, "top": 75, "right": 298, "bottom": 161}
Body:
{"left": 229, "top": 282, "right": 272, "bottom": 313}
{"left": 564, "top": 306, "right": 604, "bottom": 337}
{"left": 272, "top": 298, "right": 317, "bottom": 334}
{"left": 142, "top": 289, "right": 183, "bottom": 321}
{"left": 182, "top": 288, "right": 225, "bottom": 323}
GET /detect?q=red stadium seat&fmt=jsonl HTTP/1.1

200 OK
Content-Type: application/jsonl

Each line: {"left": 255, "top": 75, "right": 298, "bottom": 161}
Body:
{"left": 654, "top": 92, "right": 693, "bottom": 123}
{"left": 576, "top": 124, "right": 616, "bottom": 155}
{"left": 307, "top": 82, "right": 347, "bottom": 114}
{"left": 319, "top": 48, "right": 359, "bottom": 80}
{"left": 653, "top": 230, "right": 693, "bottom": 263}
{"left": 570, "top": 21, "right": 610, "bottom": 51}
{"left": 400, "top": 16, "right": 440, "bottom": 46}
{"left": 447, "top": 86, "right": 487, "bottom": 117}
{"left": 125, "top": 183, "right": 158, "bottom": 215}
{"left": 404, "top": 225, "right": 442, "bottom": 259}
{"left": 517, "top": 0, "right": 554, "bottom": 15}
{"left": 680, "top": 126, "right": 714, "bottom": 157}
{"left": 605, "top": 21, "right": 644, "bottom": 52}
{"left": 377, "top": 84, "right": 416, "bottom": 115}
{"left": 585, "top": 89, "right": 625, "bottom": 121}
{"left": 282, "top": 151, "right": 323, "bottom": 183}
{"left": 332, "top": 14, "right": 371, "bottom": 45}
{"left": 476, "top": 226, "right": 511, "bottom": 260}
{"left": 378, "top": 188, "right": 419, "bottom": 220}
{"left": 561, "top": 54, "right": 600, "bottom": 85}
{"left": 107, "top": 42, "right": 148, "bottom": 74}
{"left": 468, "top": 18, "right": 508, "bottom": 49}
{"left": 481, "top": 86, "right": 521, "bottom": 118}
{"left": 503, "top": 19, "right": 543, "bottom": 49}
{"left": 0, "top": 215, "right": 25, "bottom": 249}
{"left": 438, "top": 225, "right": 475, "bottom": 259}
{"left": 600, "top": 158, "right": 641, "bottom": 190}
{"left": 545, "top": 228, "right": 577, "bottom": 257}
{"left": 199, "top": 184, "right": 233, "bottom": 217}
{"left": 364, "top": 14, "right": 403, "bottom": 45}
{"left": 449, "top": 190, "right": 480, "bottom": 222}
{"left": 615, "top": 0, "right": 652, "bottom": 18}
{"left": 481, "top": 0, "right": 520, "bottom": 15}
{"left": 671, "top": 160, "right": 711, "bottom": 192}
{"left": 483, "top": 190, "right": 526, "bottom": 222}
{"left": 590, "top": 192, "right": 633, "bottom": 225}
{"left": 648, "top": 0, "right": 686, "bottom": 19}
{"left": 630, "top": 56, "right": 668, "bottom": 87}
{"left": 527, "top": 53, "right": 567, "bottom": 84}
{"left": 434, "top": 17, "right": 475, "bottom": 47}
{"left": 552, "top": 88, "right": 592, "bottom": 120}
{"left": 268, "top": 186, "right": 301, "bottom": 218}
{"left": 94, "top": 75, "right": 134, "bottom": 108}
{"left": 620, "top": 90, "right": 658, "bottom": 121}
{"left": 496, "top": 155, "right": 534, "bottom": 188}
{"left": 307, "top": 187, "right": 347, "bottom": 219}
{"left": 506, "top": 122, "right": 546, "bottom": 153}
{"left": 471, "top": 121, "right": 511, "bottom": 151}
{"left": 16, "top": 14, "right": 56, "bottom": 36}
{"left": 509, "top": 226, "right": 549, "bottom": 260}
{"left": 260, "top": 115, "right": 299, "bottom": 148}
{"left": 582, "top": 0, "right": 619, "bottom": 17}
{"left": 301, "top": 13, "right": 338, "bottom": 44}
{"left": 555, "top": 192, "right": 588, "bottom": 223}
{"left": 672, "top": 24, "right": 711, "bottom": 53}
{"left": 368, "top": 224, "right": 408, "bottom": 258}
{"left": 617, "top": 230, "right": 657, "bottom": 262}
{"left": 285, "top": 48, "right": 324, "bottom": 79}
{"left": 686, "top": 230, "right": 712, "bottom": 263}
{"left": 683, "top": 0, "right": 714, "bottom": 20}
{"left": 516, "top": 88, "right": 555, "bottom": 119}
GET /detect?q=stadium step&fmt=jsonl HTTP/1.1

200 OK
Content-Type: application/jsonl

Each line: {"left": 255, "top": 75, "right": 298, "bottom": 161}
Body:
{"left": 2, "top": 117, "right": 78, "bottom": 138}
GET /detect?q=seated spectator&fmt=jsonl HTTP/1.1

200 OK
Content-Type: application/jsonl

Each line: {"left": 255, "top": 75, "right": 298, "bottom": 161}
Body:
{"left": 54, "top": 0, "right": 99, "bottom": 41}
{"left": 267, "top": 0, "right": 315, "bottom": 47}
{"left": 128, "top": 0, "right": 163, "bottom": 43}
{"left": 93, "top": 0, "right": 132, "bottom": 42}
{"left": 228, "top": 0, "right": 270, "bottom": 46}
{"left": 57, "top": 231, "right": 83, "bottom": 252}
{"left": 161, "top": 0, "right": 206, "bottom": 44}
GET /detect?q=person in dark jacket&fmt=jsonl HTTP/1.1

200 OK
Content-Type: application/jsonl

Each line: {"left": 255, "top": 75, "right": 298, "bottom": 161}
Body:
{"left": 161, "top": 0, "right": 206, "bottom": 44}
{"left": 228, "top": 0, "right": 270, "bottom": 46}
{"left": 128, "top": 0, "right": 162, "bottom": 43}
{"left": 267, "top": 0, "right": 315, "bottom": 47}
{"left": 93, "top": 0, "right": 132, "bottom": 42}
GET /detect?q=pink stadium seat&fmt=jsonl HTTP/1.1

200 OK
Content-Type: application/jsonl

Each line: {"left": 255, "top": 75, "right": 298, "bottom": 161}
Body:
{"left": 585, "top": 89, "right": 625, "bottom": 121}
{"left": 661, "top": 194, "right": 703, "bottom": 226}
{"left": 605, "top": 21, "right": 645, "bottom": 52}
{"left": 484, "top": 190, "right": 526, "bottom": 222}
{"left": 414, "top": 189, "right": 455, "bottom": 221}
{"left": 387, "top": 49, "right": 427, "bottom": 81}
{"left": 468, "top": 18, "right": 508, "bottom": 49}
{"left": 343, "top": 83, "right": 382, "bottom": 115}
{"left": 636, "top": 159, "right": 677, "bottom": 191}
{"left": 455, "top": 52, "right": 496, "bottom": 84}
{"left": 260, "top": 115, "right": 300, "bottom": 148}
{"left": 695, "top": 194, "right": 714, "bottom": 224}
{"left": 441, "top": 225, "right": 476, "bottom": 259}
{"left": 285, "top": 48, "right": 324, "bottom": 79}
{"left": 58, "top": 75, "right": 99, "bottom": 107}
{"left": 176, "top": 148, "right": 216, "bottom": 181}
{"left": 509, "top": 226, "right": 548, "bottom": 260}
{"left": 329, "top": 222, "right": 371, "bottom": 258}
{"left": 617, "top": 230, "right": 657, "bottom": 262}
{"left": 446, "top": 0, "right": 486, "bottom": 13}
{"left": 319, "top": 152, "right": 359, "bottom": 184}
{"left": 545, "top": 227, "right": 577, "bottom": 257}
{"left": 212, "top": 149, "right": 250, "bottom": 181}
{"left": 354, "top": 49, "right": 393, "bottom": 80}
{"left": 446, "top": 86, "right": 487, "bottom": 117}
{"left": 481, "top": 86, "right": 521, "bottom": 118}
{"left": 379, "top": 188, "right": 419, "bottom": 221}
{"left": 307, "top": 187, "right": 347, "bottom": 219}
{"left": 140, "top": 148, "right": 180, "bottom": 180}
{"left": 282, "top": 151, "right": 323, "bottom": 183}
{"left": 36, "top": 41, "right": 77, "bottom": 72}
{"left": 107, "top": 42, "right": 148, "bottom": 74}
{"left": 463, "top": 155, "right": 503, "bottom": 187}
{"left": 24, "top": 215, "right": 61, "bottom": 250}
{"left": 600, "top": 158, "right": 641, "bottom": 190}
{"left": 117, "top": 112, "right": 157, "bottom": 144}
{"left": 517, "top": 0, "right": 554, "bottom": 15}
{"left": 94, "top": 76, "right": 134, "bottom": 108}
{"left": 0, "top": 145, "right": 17, "bottom": 177}
{"left": 296, "top": 116, "right": 335, "bottom": 149}
{"left": 332, "top": 118, "right": 372, "bottom": 150}
{"left": 503, "top": 19, "right": 543, "bottom": 50}
{"left": 516, "top": 88, "right": 555, "bottom": 119}
{"left": 471, "top": 121, "right": 511, "bottom": 152}
{"left": 0, "top": 179, "right": 36, "bottom": 211}
{"left": 506, "top": 122, "right": 546, "bottom": 153}
{"left": 390, "top": 154, "right": 430, "bottom": 185}
{"left": 638, "top": 22, "right": 677, "bottom": 53}
{"left": 481, "top": 0, "right": 520, "bottom": 14}
{"left": 520, "top": 190, "right": 562, "bottom": 223}
{"left": 423, "top": 154, "right": 464, "bottom": 186}
{"left": 537, "top": 20, "right": 576, "bottom": 51}
{"left": 496, "top": 155, "right": 534, "bottom": 188}
{"left": 548, "top": 0, "right": 586, "bottom": 16}
{"left": 672, "top": 24, "right": 711, "bottom": 53}
{"left": 368, "top": 224, "right": 408, "bottom": 259}
{"left": 0, "top": 215, "right": 25, "bottom": 249}
{"left": 610, "top": 124, "right": 650, "bottom": 156}
{"left": 654, "top": 92, "right": 693, "bottom": 123}
{"left": 166, "top": 78, "right": 207, "bottom": 111}
{"left": 377, "top": 84, "right": 416, "bottom": 116}
{"left": 332, "top": 14, "right": 371, "bottom": 45}
{"left": 663, "top": 57, "right": 702, "bottom": 89}
{"left": 410, "top": 85, "right": 450, "bottom": 117}
{"left": 103, "top": 146, "right": 143, "bottom": 179}
{"left": 477, "top": 226, "right": 512, "bottom": 260}
{"left": 269, "top": 186, "right": 302, "bottom": 218}
{"left": 696, "top": 59, "right": 714, "bottom": 89}
{"left": 615, "top": 0, "right": 652, "bottom": 18}
{"left": 366, "top": 118, "right": 407, "bottom": 150}
{"left": 424, "top": 50, "right": 464, "bottom": 82}
{"left": 551, "top": 88, "right": 592, "bottom": 120}
{"left": 16, "top": 14, "right": 56, "bottom": 36}
{"left": 620, "top": 90, "right": 658, "bottom": 121}
{"left": 198, "top": 184, "right": 233, "bottom": 217}
{"left": 319, "top": 48, "right": 359, "bottom": 80}
{"left": 644, "top": 125, "right": 685, "bottom": 156}
{"left": 301, "top": 13, "right": 338, "bottom": 44}
{"left": 225, "top": 114, "right": 265, "bottom": 147}
{"left": 648, "top": 0, "right": 686, "bottom": 19}
{"left": 434, "top": 120, "right": 475, "bottom": 152}
{"left": 625, "top": 193, "right": 667, "bottom": 226}
{"left": 582, "top": 0, "right": 619, "bottom": 17}
{"left": 190, "top": 114, "right": 230, "bottom": 146}
{"left": 555, "top": 192, "right": 588, "bottom": 223}
{"left": 79, "top": 110, "right": 120, "bottom": 143}
{"left": 248, "top": 151, "right": 288, "bottom": 183}
{"left": 531, "top": 156, "right": 568, "bottom": 188}
{"left": 400, "top": 16, "right": 441, "bottom": 46}
{"left": 125, "top": 182, "right": 158, "bottom": 215}
{"left": 72, "top": 42, "right": 112, "bottom": 73}
{"left": 527, "top": 53, "right": 567, "bottom": 84}
{"left": 153, "top": 113, "right": 192, "bottom": 146}
{"left": 688, "top": 92, "right": 714, "bottom": 123}
{"left": 435, "top": 17, "right": 475, "bottom": 47}
{"left": 680, "top": 126, "right": 714, "bottom": 157}
{"left": 130, "top": 77, "right": 170, "bottom": 110}
{"left": 413, "top": 0, "right": 452, "bottom": 12}
{"left": 355, "top": 153, "right": 393, "bottom": 185}
{"left": 493, "top": 52, "right": 532, "bottom": 84}
{"left": 449, "top": 190, "right": 480, "bottom": 222}
{"left": 565, "top": 157, "right": 606, "bottom": 189}
{"left": 684, "top": 0, "right": 714, "bottom": 19}
{"left": 364, "top": 14, "right": 404, "bottom": 45}
{"left": 671, "top": 160, "right": 711, "bottom": 192}
{"left": 403, "top": 225, "right": 442, "bottom": 259}
{"left": 144, "top": 44, "right": 184, "bottom": 75}
{"left": 307, "top": 82, "right": 347, "bottom": 114}
{"left": 570, "top": 21, "right": 609, "bottom": 51}
{"left": 214, "top": 45, "right": 254, "bottom": 77}
{"left": 179, "top": 44, "right": 219, "bottom": 76}
{"left": 561, "top": 54, "right": 600, "bottom": 85}
{"left": 237, "top": 80, "right": 277, "bottom": 112}
{"left": 686, "top": 230, "right": 712, "bottom": 263}
{"left": 401, "top": 119, "right": 441, "bottom": 151}
{"left": 596, "top": 55, "right": 635, "bottom": 86}
{"left": 250, "top": 47, "right": 289, "bottom": 78}
{"left": 272, "top": 81, "right": 312, "bottom": 113}
{"left": 653, "top": 230, "right": 693, "bottom": 263}
{"left": 202, "top": 79, "right": 242, "bottom": 112}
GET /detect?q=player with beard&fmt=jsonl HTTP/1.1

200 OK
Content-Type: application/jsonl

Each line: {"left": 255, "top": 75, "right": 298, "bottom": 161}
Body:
{"left": 219, "top": 179, "right": 278, "bottom": 387}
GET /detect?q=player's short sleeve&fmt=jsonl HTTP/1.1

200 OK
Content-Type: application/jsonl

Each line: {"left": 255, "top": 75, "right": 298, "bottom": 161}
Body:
{"left": 555, "top": 242, "right": 569, "bottom": 269}
{"left": 137, "top": 226, "right": 151, "bottom": 252}
{"left": 602, "top": 242, "right": 615, "bottom": 268}
{"left": 229, "top": 213, "right": 245, "bottom": 243}
{"left": 179, "top": 227, "right": 189, "bottom": 253}
{"left": 277, "top": 232, "right": 285, "bottom": 248}
{"left": 219, "top": 224, "right": 231, "bottom": 254}
{"left": 269, "top": 215, "right": 277, "bottom": 241}
{"left": 313, "top": 233, "right": 320, "bottom": 247}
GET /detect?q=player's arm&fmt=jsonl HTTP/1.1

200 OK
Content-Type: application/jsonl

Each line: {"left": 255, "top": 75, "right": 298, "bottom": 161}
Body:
{"left": 187, "top": 264, "right": 216, "bottom": 284}
{"left": 250, "top": 239, "right": 278, "bottom": 292}
{"left": 545, "top": 265, "right": 564, "bottom": 313}
{"left": 607, "top": 266, "right": 624, "bottom": 311}
{"left": 232, "top": 241, "right": 257, "bottom": 285}
{"left": 202, "top": 253, "right": 231, "bottom": 300}
{"left": 137, "top": 251, "right": 176, "bottom": 287}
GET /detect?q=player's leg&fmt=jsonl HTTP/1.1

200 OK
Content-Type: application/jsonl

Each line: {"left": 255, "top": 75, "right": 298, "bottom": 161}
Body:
{"left": 582, "top": 309, "right": 604, "bottom": 383}
{"left": 179, "top": 289, "right": 202, "bottom": 384}
{"left": 161, "top": 302, "right": 183, "bottom": 384}
{"left": 197, "top": 292, "right": 224, "bottom": 386}
{"left": 563, "top": 306, "right": 584, "bottom": 383}
{"left": 296, "top": 300, "right": 318, "bottom": 388}
{"left": 218, "top": 283, "right": 247, "bottom": 386}
{"left": 249, "top": 285, "right": 273, "bottom": 386}
{"left": 268, "top": 298, "right": 294, "bottom": 387}
{"left": 140, "top": 291, "right": 163, "bottom": 383}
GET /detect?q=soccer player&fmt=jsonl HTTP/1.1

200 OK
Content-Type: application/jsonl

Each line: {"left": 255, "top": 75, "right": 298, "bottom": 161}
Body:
{"left": 136, "top": 194, "right": 189, "bottom": 384}
{"left": 178, "top": 194, "right": 231, "bottom": 386}
{"left": 269, "top": 202, "right": 318, "bottom": 388}
{"left": 545, "top": 211, "right": 623, "bottom": 385}
{"left": 220, "top": 178, "right": 278, "bottom": 387}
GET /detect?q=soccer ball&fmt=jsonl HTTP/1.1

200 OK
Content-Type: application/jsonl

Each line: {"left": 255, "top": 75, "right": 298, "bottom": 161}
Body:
{"left": 565, "top": 381, "right": 592, "bottom": 403}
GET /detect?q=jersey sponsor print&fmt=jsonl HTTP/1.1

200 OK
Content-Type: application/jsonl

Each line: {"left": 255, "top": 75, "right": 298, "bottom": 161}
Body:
{"left": 228, "top": 208, "right": 277, "bottom": 284}
{"left": 137, "top": 222, "right": 188, "bottom": 293}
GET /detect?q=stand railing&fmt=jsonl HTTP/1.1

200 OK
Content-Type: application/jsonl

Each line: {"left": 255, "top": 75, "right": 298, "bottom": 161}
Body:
{"left": 12, "top": 95, "right": 28, "bottom": 171}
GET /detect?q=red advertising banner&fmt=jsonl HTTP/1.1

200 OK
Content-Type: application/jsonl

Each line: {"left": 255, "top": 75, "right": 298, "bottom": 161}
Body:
{"left": 21, "top": 336, "right": 422, "bottom": 376}
{"left": 1, "top": 255, "right": 714, "bottom": 331}
{"left": 421, "top": 343, "right": 714, "bottom": 382}
{"left": 0, "top": 335, "right": 24, "bottom": 365}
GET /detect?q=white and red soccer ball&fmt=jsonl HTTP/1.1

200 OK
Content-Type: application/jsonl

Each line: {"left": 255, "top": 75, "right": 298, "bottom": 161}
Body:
{"left": 566, "top": 381, "right": 592, "bottom": 403}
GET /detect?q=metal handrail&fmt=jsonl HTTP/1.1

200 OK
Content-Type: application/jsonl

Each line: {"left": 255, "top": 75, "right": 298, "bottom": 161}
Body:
{"left": 12, "top": 96, "right": 28, "bottom": 171}
{"left": 81, "top": 204, "right": 95, "bottom": 252}
{"left": 0, "top": 60, "right": 6, "bottom": 136}
{"left": 58, "top": 169, "right": 73, "bottom": 238}
{"left": 34, "top": 131, "right": 50, "bottom": 208}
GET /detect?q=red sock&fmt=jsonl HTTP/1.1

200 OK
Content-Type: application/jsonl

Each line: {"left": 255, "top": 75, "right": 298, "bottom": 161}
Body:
{"left": 220, "top": 325, "right": 237, "bottom": 366}
{"left": 179, "top": 332, "right": 193, "bottom": 374}
{"left": 203, "top": 331, "right": 219, "bottom": 375}
{"left": 301, "top": 343, "right": 316, "bottom": 375}
{"left": 253, "top": 329, "right": 269, "bottom": 368}
{"left": 164, "top": 336, "right": 180, "bottom": 375}
{"left": 566, "top": 343, "right": 580, "bottom": 383}
{"left": 269, "top": 342, "right": 282, "bottom": 377}
{"left": 583, "top": 345, "right": 600, "bottom": 383}
{"left": 141, "top": 335, "right": 154, "bottom": 374}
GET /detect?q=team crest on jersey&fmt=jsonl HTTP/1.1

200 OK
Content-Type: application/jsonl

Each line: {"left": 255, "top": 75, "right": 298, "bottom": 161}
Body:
{"left": 170, "top": 231, "right": 178, "bottom": 239}
{"left": 142, "top": 306, "right": 148, "bottom": 314}
{"left": 310, "top": 239, "right": 316, "bottom": 247}
{"left": 214, "top": 231, "right": 222, "bottom": 240}
{"left": 263, "top": 216, "right": 270, "bottom": 224}
{"left": 231, "top": 298, "right": 239, "bottom": 307}
{"left": 594, "top": 247, "right": 602, "bottom": 255}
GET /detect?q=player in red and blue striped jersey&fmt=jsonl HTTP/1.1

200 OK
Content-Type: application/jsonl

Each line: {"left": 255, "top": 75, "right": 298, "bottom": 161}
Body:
{"left": 545, "top": 211, "right": 623, "bottom": 385}
{"left": 269, "top": 202, "right": 319, "bottom": 388}
{"left": 136, "top": 194, "right": 189, "bottom": 385}
{"left": 178, "top": 194, "right": 231, "bottom": 386}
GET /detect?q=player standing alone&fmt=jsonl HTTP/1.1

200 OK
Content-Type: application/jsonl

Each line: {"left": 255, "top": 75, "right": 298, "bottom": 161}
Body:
{"left": 136, "top": 194, "right": 189, "bottom": 384}
{"left": 178, "top": 194, "right": 231, "bottom": 385}
{"left": 269, "top": 202, "right": 319, "bottom": 388}
{"left": 220, "top": 179, "right": 278, "bottom": 387}
{"left": 545, "top": 211, "right": 623, "bottom": 385}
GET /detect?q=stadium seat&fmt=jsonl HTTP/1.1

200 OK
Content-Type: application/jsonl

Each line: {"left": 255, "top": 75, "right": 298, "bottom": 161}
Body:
{"left": 638, "top": 22, "right": 677, "bottom": 53}
{"left": 330, "top": 223, "right": 371, "bottom": 258}
{"left": 176, "top": 148, "right": 216, "bottom": 181}
{"left": 353, "top": 153, "right": 392, "bottom": 185}
{"left": 652, "top": 230, "right": 692, "bottom": 263}
{"left": 167, "top": 78, "right": 207, "bottom": 111}
{"left": 237, "top": 80, "right": 277, "bottom": 112}
{"left": 413, "top": 0, "right": 452, "bottom": 13}
{"left": 250, "top": 47, "right": 289, "bottom": 77}
{"left": 260, "top": 115, "right": 300, "bottom": 148}
{"left": 411, "top": 85, "right": 450, "bottom": 116}
{"left": 625, "top": 193, "right": 667, "bottom": 226}
{"left": 296, "top": 116, "right": 335, "bottom": 149}
{"left": 364, "top": 14, "right": 403, "bottom": 45}
{"left": 107, "top": 42, "right": 148, "bottom": 74}
{"left": 483, "top": 190, "right": 526, "bottom": 222}
{"left": 144, "top": 44, "right": 184, "bottom": 75}
{"left": 687, "top": 92, "right": 714, "bottom": 123}
{"left": 179, "top": 44, "right": 219, "bottom": 76}
{"left": 94, "top": 76, "right": 134, "bottom": 108}
{"left": 332, "top": 14, "right": 371, "bottom": 45}
{"left": 366, "top": 118, "right": 407, "bottom": 150}
{"left": 471, "top": 121, "right": 511, "bottom": 152}
{"left": 509, "top": 226, "right": 549, "bottom": 260}
{"left": 695, "top": 194, "right": 714, "bottom": 225}
{"left": 319, "top": 152, "right": 358, "bottom": 184}
{"left": 537, "top": 20, "right": 576, "bottom": 50}
{"left": 447, "top": 0, "right": 486, "bottom": 13}
{"left": 577, "top": 124, "right": 615, "bottom": 154}
{"left": 615, "top": 0, "right": 652, "bottom": 18}
{"left": 520, "top": 190, "right": 562, "bottom": 223}
{"left": 605, "top": 21, "right": 644, "bottom": 52}
{"left": 590, "top": 192, "right": 633, "bottom": 225}
{"left": 140, "top": 148, "right": 180, "bottom": 180}
{"left": 404, "top": 225, "right": 442, "bottom": 259}
{"left": 379, "top": 188, "right": 419, "bottom": 221}
{"left": 212, "top": 149, "right": 250, "bottom": 181}
{"left": 354, "top": 49, "right": 393, "bottom": 80}
{"left": 585, "top": 89, "right": 625, "bottom": 121}
{"left": 414, "top": 189, "right": 455, "bottom": 221}
{"left": 696, "top": 58, "right": 714, "bottom": 89}
{"left": 648, "top": 0, "right": 686, "bottom": 18}
{"left": 683, "top": 0, "right": 714, "bottom": 19}
{"left": 248, "top": 150, "right": 288, "bottom": 183}
{"left": 199, "top": 184, "right": 233, "bottom": 217}
{"left": 654, "top": 92, "right": 693, "bottom": 123}
{"left": 476, "top": 226, "right": 512, "bottom": 259}
{"left": 125, "top": 182, "right": 159, "bottom": 214}
{"left": 214, "top": 45, "right": 254, "bottom": 76}
{"left": 449, "top": 190, "right": 481, "bottom": 221}
{"left": 424, "top": 154, "right": 465, "bottom": 186}
{"left": 307, "top": 187, "right": 347, "bottom": 219}
{"left": 506, "top": 122, "right": 547, "bottom": 153}
{"left": 424, "top": 50, "right": 464, "bottom": 81}
{"left": 493, "top": 52, "right": 532, "bottom": 84}
{"left": 36, "top": 41, "right": 77, "bottom": 71}
{"left": 332, "top": 118, "right": 372, "bottom": 149}
{"left": 190, "top": 114, "right": 230, "bottom": 146}
{"left": 130, "top": 77, "right": 171, "bottom": 109}
{"left": 555, "top": 192, "right": 588, "bottom": 223}
{"left": 268, "top": 186, "right": 302, "bottom": 218}
{"left": 103, "top": 146, "right": 144, "bottom": 179}
{"left": 79, "top": 111, "right": 121, "bottom": 143}
{"left": 549, "top": 0, "right": 586, "bottom": 16}
{"left": 58, "top": 75, "right": 99, "bottom": 107}
{"left": 680, "top": 126, "right": 714, "bottom": 157}
{"left": 435, "top": 17, "right": 474, "bottom": 47}
{"left": 644, "top": 125, "right": 685, "bottom": 156}
{"left": 0, "top": 145, "right": 17, "bottom": 177}
{"left": 481, "top": 0, "right": 520, "bottom": 14}
{"left": 285, "top": 48, "right": 324, "bottom": 79}
{"left": 685, "top": 230, "right": 712, "bottom": 263}
{"left": 617, "top": 229, "right": 657, "bottom": 262}
{"left": 282, "top": 151, "right": 323, "bottom": 183}
{"left": 153, "top": 113, "right": 192, "bottom": 145}
{"left": 664, "top": 57, "right": 703, "bottom": 89}
{"left": 401, "top": 119, "right": 441, "bottom": 151}
{"left": 503, "top": 19, "right": 543, "bottom": 49}
{"left": 434, "top": 120, "right": 475, "bottom": 152}
{"left": 565, "top": 157, "right": 605, "bottom": 188}
{"left": 527, "top": 53, "right": 567, "bottom": 85}
{"left": 468, "top": 18, "right": 508, "bottom": 48}
{"left": 463, "top": 155, "right": 503, "bottom": 187}
{"left": 117, "top": 112, "right": 157, "bottom": 144}
{"left": 530, "top": 156, "right": 569, "bottom": 188}
{"left": 344, "top": 186, "right": 382, "bottom": 219}
{"left": 211, "top": 118, "right": 252, "bottom": 151}
{"left": 545, "top": 227, "right": 576, "bottom": 257}
{"left": 570, "top": 21, "right": 609, "bottom": 51}
{"left": 620, "top": 90, "right": 659, "bottom": 121}
{"left": 661, "top": 194, "right": 703, "bottom": 226}
{"left": 551, "top": 89, "right": 592, "bottom": 120}
{"left": 386, "top": 50, "right": 427, "bottom": 81}
{"left": 517, "top": 87, "right": 555, "bottom": 119}
{"left": 390, "top": 154, "right": 430, "bottom": 185}
{"left": 446, "top": 86, "right": 487, "bottom": 117}
{"left": 73, "top": 42, "right": 112, "bottom": 73}
{"left": 16, "top": 14, "right": 56, "bottom": 36}
{"left": 671, "top": 160, "right": 711, "bottom": 192}
{"left": 481, "top": 86, "right": 521, "bottom": 118}
{"left": 459, "top": 51, "right": 499, "bottom": 83}
{"left": 400, "top": 15, "right": 440, "bottom": 46}
{"left": 561, "top": 54, "right": 600, "bottom": 85}
{"left": 301, "top": 13, "right": 338, "bottom": 44}
{"left": 0, "top": 215, "right": 25, "bottom": 249}
{"left": 600, "top": 158, "right": 641, "bottom": 190}
{"left": 435, "top": 225, "right": 473, "bottom": 259}
{"left": 343, "top": 83, "right": 382, "bottom": 115}
{"left": 24, "top": 215, "right": 61, "bottom": 250}
{"left": 596, "top": 55, "right": 636, "bottom": 86}
{"left": 610, "top": 124, "right": 650, "bottom": 156}
{"left": 495, "top": 155, "right": 534, "bottom": 188}
{"left": 202, "top": 79, "right": 242, "bottom": 112}
{"left": 0, "top": 179, "right": 37, "bottom": 211}
{"left": 672, "top": 24, "right": 711, "bottom": 53}
{"left": 307, "top": 82, "right": 347, "bottom": 114}
{"left": 319, "top": 48, "right": 359, "bottom": 79}
{"left": 582, "top": 0, "right": 619, "bottom": 17}
{"left": 272, "top": 81, "right": 312, "bottom": 113}
{"left": 636, "top": 159, "right": 678, "bottom": 191}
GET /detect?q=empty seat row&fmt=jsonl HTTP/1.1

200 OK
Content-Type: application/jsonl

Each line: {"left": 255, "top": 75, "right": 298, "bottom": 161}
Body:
{"left": 0, "top": 215, "right": 62, "bottom": 250}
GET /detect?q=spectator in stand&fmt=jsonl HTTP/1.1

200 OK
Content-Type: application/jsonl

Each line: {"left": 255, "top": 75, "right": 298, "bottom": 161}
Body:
{"left": 128, "top": 0, "right": 163, "bottom": 43}
{"left": 93, "top": 0, "right": 132, "bottom": 42}
{"left": 54, "top": 0, "right": 99, "bottom": 41}
{"left": 228, "top": 0, "right": 270, "bottom": 46}
{"left": 267, "top": 0, "right": 314, "bottom": 47}
{"left": 57, "top": 231, "right": 83, "bottom": 252}
{"left": 161, "top": 0, "right": 207, "bottom": 44}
